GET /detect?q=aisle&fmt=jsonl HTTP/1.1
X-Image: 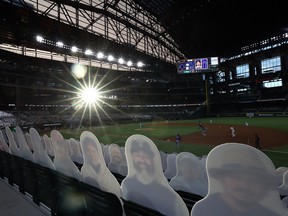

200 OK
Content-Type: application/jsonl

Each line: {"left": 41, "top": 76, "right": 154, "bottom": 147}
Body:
{"left": 0, "top": 178, "right": 50, "bottom": 216}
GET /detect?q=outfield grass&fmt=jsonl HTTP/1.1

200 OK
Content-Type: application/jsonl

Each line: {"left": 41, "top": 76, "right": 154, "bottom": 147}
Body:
{"left": 59, "top": 116, "right": 288, "bottom": 168}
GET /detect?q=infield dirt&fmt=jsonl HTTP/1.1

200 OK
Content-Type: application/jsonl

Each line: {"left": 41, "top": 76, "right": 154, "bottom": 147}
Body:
{"left": 155, "top": 122, "right": 288, "bottom": 149}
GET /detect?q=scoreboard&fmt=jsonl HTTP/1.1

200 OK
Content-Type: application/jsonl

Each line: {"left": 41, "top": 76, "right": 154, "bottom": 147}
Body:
{"left": 177, "top": 57, "right": 219, "bottom": 74}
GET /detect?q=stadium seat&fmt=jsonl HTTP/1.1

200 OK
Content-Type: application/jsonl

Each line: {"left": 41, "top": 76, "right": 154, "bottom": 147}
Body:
{"left": 175, "top": 190, "right": 203, "bottom": 211}
{"left": 80, "top": 181, "right": 123, "bottom": 216}
{"left": 32, "top": 162, "right": 57, "bottom": 215}
{"left": 121, "top": 198, "right": 165, "bottom": 216}
{"left": 111, "top": 171, "right": 126, "bottom": 184}
{"left": 18, "top": 156, "right": 37, "bottom": 198}
{"left": 0, "top": 150, "right": 13, "bottom": 185}
{"left": 53, "top": 170, "right": 85, "bottom": 216}
{"left": 9, "top": 154, "right": 25, "bottom": 193}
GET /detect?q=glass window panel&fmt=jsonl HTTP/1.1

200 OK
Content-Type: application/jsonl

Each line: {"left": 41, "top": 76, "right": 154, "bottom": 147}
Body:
{"left": 236, "top": 64, "right": 249, "bottom": 78}
{"left": 261, "top": 56, "right": 281, "bottom": 74}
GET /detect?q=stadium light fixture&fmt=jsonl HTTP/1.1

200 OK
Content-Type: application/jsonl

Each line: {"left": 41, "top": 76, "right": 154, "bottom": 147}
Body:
{"left": 127, "top": 60, "right": 133, "bottom": 67}
{"left": 118, "top": 58, "right": 124, "bottom": 64}
{"left": 107, "top": 55, "right": 114, "bottom": 61}
{"left": 34, "top": 34, "right": 146, "bottom": 70}
{"left": 137, "top": 61, "right": 144, "bottom": 67}
{"left": 85, "top": 49, "right": 93, "bottom": 55}
{"left": 36, "top": 35, "right": 44, "bottom": 43}
{"left": 97, "top": 52, "right": 104, "bottom": 59}
{"left": 56, "top": 41, "right": 64, "bottom": 48}
{"left": 71, "top": 46, "right": 78, "bottom": 52}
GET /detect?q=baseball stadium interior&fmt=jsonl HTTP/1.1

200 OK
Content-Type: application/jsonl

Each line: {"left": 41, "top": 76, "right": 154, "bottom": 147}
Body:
{"left": 0, "top": 0, "right": 288, "bottom": 215}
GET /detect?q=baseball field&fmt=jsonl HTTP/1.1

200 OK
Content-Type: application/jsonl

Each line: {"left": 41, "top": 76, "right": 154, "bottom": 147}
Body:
{"left": 58, "top": 116, "right": 288, "bottom": 168}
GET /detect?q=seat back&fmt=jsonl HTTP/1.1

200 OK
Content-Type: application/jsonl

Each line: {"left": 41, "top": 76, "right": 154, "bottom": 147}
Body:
{"left": 53, "top": 170, "right": 85, "bottom": 216}
{"left": 32, "top": 162, "right": 57, "bottom": 214}
{"left": 121, "top": 198, "right": 165, "bottom": 216}
{"left": 81, "top": 182, "right": 123, "bottom": 216}
{"left": 0, "top": 150, "right": 13, "bottom": 184}
{"left": 18, "top": 156, "right": 36, "bottom": 197}
{"left": 176, "top": 190, "right": 203, "bottom": 212}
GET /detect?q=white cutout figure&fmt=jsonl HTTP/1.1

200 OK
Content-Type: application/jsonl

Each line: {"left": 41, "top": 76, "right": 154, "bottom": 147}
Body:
{"left": 80, "top": 131, "right": 121, "bottom": 198}
{"left": 0, "top": 130, "right": 11, "bottom": 153}
{"left": 191, "top": 143, "right": 286, "bottom": 216}
{"left": 160, "top": 151, "right": 168, "bottom": 171}
{"left": 43, "top": 134, "right": 55, "bottom": 157}
{"left": 13, "top": 131, "right": 20, "bottom": 148}
{"left": 279, "top": 171, "right": 288, "bottom": 197}
{"left": 121, "top": 134, "right": 189, "bottom": 216}
{"left": 25, "top": 132, "right": 34, "bottom": 152}
{"left": 15, "top": 126, "right": 34, "bottom": 162}
{"left": 69, "top": 138, "right": 83, "bottom": 165}
{"left": 29, "top": 128, "right": 54, "bottom": 170}
{"left": 120, "top": 146, "right": 127, "bottom": 165}
{"left": 5, "top": 126, "right": 20, "bottom": 156}
{"left": 164, "top": 153, "right": 177, "bottom": 180}
{"left": 108, "top": 143, "right": 128, "bottom": 176}
{"left": 51, "top": 130, "right": 82, "bottom": 181}
{"left": 102, "top": 144, "right": 111, "bottom": 165}
{"left": 169, "top": 152, "right": 208, "bottom": 197}
{"left": 276, "top": 167, "right": 288, "bottom": 186}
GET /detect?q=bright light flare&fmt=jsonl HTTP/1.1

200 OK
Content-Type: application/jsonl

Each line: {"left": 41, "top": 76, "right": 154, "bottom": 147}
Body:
{"left": 36, "top": 35, "right": 44, "bottom": 43}
{"left": 63, "top": 71, "right": 125, "bottom": 129}
{"left": 80, "top": 87, "right": 101, "bottom": 105}
{"left": 71, "top": 64, "right": 87, "bottom": 79}
{"left": 127, "top": 60, "right": 133, "bottom": 67}
{"left": 56, "top": 41, "right": 64, "bottom": 47}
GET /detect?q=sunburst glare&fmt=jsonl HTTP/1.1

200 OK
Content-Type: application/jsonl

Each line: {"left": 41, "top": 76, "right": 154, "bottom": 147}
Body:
{"left": 51, "top": 63, "right": 131, "bottom": 129}
{"left": 80, "top": 87, "right": 101, "bottom": 104}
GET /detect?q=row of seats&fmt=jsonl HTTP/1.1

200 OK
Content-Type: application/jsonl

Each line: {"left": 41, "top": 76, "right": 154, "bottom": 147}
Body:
{"left": 0, "top": 126, "right": 204, "bottom": 216}
{"left": 0, "top": 148, "right": 200, "bottom": 216}
{"left": 0, "top": 150, "right": 123, "bottom": 216}
{"left": 2, "top": 125, "right": 286, "bottom": 215}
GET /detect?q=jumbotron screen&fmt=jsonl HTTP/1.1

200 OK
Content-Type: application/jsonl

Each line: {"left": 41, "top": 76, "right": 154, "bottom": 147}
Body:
{"left": 176, "top": 57, "right": 219, "bottom": 74}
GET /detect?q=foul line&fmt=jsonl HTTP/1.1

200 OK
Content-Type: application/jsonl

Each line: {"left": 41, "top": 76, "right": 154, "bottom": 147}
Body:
{"left": 263, "top": 150, "right": 288, "bottom": 154}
